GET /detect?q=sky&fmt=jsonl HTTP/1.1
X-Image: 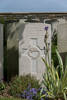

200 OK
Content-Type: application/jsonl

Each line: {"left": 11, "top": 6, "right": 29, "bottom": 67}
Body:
{"left": 0, "top": 0, "right": 67, "bottom": 12}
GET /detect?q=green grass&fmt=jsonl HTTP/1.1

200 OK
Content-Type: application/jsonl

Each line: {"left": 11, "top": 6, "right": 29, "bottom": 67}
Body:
{"left": 0, "top": 97, "right": 26, "bottom": 100}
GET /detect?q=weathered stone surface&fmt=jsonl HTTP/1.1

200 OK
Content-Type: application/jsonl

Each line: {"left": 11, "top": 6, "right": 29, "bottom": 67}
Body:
{"left": 0, "top": 24, "right": 3, "bottom": 80}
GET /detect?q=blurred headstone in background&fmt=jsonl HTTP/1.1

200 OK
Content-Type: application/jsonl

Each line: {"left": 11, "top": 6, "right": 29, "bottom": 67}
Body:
{"left": 0, "top": 24, "right": 3, "bottom": 80}
{"left": 58, "top": 23, "right": 67, "bottom": 64}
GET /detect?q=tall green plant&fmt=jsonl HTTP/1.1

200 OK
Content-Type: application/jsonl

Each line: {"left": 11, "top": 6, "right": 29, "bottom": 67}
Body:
{"left": 56, "top": 50, "right": 63, "bottom": 78}
{"left": 41, "top": 50, "right": 67, "bottom": 100}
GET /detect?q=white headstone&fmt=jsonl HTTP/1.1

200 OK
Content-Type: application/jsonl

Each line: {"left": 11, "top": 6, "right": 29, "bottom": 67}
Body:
{"left": 19, "top": 22, "right": 51, "bottom": 80}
